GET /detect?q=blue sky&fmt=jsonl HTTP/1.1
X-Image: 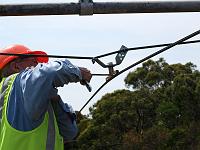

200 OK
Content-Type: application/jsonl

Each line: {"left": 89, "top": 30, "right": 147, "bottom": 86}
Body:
{"left": 1, "top": 0, "right": 200, "bottom": 114}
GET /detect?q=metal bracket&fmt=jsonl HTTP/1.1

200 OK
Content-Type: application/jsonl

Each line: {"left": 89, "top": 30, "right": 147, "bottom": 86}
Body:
{"left": 92, "top": 45, "right": 128, "bottom": 80}
{"left": 92, "top": 45, "right": 128, "bottom": 68}
{"left": 115, "top": 45, "right": 127, "bottom": 65}
{"left": 79, "top": 0, "right": 93, "bottom": 16}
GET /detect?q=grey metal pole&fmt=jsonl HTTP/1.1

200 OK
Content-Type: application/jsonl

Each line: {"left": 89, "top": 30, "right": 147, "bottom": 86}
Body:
{"left": 0, "top": 1, "right": 200, "bottom": 16}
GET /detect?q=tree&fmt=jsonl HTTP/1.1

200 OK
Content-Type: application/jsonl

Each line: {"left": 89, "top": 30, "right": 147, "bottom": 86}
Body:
{"left": 72, "top": 58, "right": 200, "bottom": 150}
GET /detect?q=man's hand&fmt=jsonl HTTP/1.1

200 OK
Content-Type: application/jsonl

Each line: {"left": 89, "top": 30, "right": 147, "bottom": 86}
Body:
{"left": 79, "top": 67, "right": 92, "bottom": 83}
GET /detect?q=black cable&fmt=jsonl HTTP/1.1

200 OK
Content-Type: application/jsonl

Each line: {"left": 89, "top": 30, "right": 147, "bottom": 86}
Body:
{"left": 0, "top": 40, "right": 200, "bottom": 60}
{"left": 95, "top": 39, "right": 200, "bottom": 59}
{"left": 0, "top": 31, "right": 199, "bottom": 112}
{"left": 92, "top": 73, "right": 109, "bottom": 76}
{"left": 60, "top": 30, "right": 200, "bottom": 146}
{"left": 0, "top": 52, "right": 93, "bottom": 59}
{"left": 79, "top": 29, "right": 200, "bottom": 113}
{"left": 67, "top": 30, "right": 200, "bottom": 146}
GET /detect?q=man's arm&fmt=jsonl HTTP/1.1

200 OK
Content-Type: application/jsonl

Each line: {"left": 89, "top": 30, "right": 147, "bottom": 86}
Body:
{"left": 20, "top": 59, "right": 90, "bottom": 121}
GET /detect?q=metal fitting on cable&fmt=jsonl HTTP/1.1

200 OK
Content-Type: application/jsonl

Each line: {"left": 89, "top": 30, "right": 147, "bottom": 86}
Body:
{"left": 79, "top": 0, "right": 93, "bottom": 16}
{"left": 106, "top": 62, "right": 119, "bottom": 81}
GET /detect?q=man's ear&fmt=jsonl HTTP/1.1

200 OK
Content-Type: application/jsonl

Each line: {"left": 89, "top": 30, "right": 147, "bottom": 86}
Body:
{"left": 10, "top": 61, "right": 19, "bottom": 72}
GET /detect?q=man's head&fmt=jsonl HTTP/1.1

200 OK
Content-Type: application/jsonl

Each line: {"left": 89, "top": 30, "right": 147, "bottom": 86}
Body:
{"left": 0, "top": 44, "right": 48, "bottom": 77}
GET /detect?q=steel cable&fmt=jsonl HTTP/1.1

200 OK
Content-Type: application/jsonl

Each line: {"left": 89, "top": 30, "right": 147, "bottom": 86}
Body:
{"left": 0, "top": 40, "right": 199, "bottom": 60}
{"left": 95, "top": 39, "right": 200, "bottom": 59}
{"left": 0, "top": 32, "right": 199, "bottom": 112}
{"left": 79, "top": 29, "right": 200, "bottom": 113}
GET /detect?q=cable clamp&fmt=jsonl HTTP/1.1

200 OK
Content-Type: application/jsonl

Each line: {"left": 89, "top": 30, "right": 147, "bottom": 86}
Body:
{"left": 92, "top": 45, "right": 127, "bottom": 80}
{"left": 106, "top": 62, "right": 119, "bottom": 81}
{"left": 92, "top": 45, "right": 128, "bottom": 68}
{"left": 79, "top": 0, "right": 93, "bottom": 16}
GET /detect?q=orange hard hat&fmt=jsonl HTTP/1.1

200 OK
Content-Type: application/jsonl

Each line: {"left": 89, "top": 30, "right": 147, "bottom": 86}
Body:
{"left": 0, "top": 44, "right": 48, "bottom": 70}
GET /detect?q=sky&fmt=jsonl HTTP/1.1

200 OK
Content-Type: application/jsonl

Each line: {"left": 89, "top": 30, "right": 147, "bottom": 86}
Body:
{"left": 0, "top": 0, "right": 200, "bottom": 114}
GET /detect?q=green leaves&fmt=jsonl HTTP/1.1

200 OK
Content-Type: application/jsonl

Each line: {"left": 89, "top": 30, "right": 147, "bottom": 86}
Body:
{"left": 156, "top": 101, "right": 179, "bottom": 129}
{"left": 71, "top": 58, "right": 200, "bottom": 150}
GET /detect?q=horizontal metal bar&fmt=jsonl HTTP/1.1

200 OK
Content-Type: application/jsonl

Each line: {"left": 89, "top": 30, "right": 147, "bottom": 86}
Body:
{"left": 94, "top": 1, "right": 200, "bottom": 14}
{"left": 0, "top": 1, "right": 200, "bottom": 16}
{"left": 0, "top": 3, "right": 79, "bottom": 16}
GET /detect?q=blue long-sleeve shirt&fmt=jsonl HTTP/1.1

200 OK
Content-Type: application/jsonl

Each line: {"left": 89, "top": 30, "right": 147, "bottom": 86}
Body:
{"left": 7, "top": 59, "right": 81, "bottom": 141}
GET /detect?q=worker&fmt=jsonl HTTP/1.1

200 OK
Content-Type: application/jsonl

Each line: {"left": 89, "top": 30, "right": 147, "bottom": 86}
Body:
{"left": 0, "top": 44, "right": 92, "bottom": 150}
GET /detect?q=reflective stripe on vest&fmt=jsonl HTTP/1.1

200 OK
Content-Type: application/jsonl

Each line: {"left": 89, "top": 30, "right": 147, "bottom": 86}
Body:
{"left": 0, "top": 76, "right": 13, "bottom": 123}
{"left": 46, "top": 104, "right": 56, "bottom": 150}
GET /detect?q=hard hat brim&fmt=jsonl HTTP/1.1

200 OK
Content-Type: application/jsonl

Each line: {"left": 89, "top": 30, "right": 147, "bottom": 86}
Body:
{"left": 0, "top": 50, "right": 48, "bottom": 70}
{"left": 28, "top": 50, "right": 49, "bottom": 63}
